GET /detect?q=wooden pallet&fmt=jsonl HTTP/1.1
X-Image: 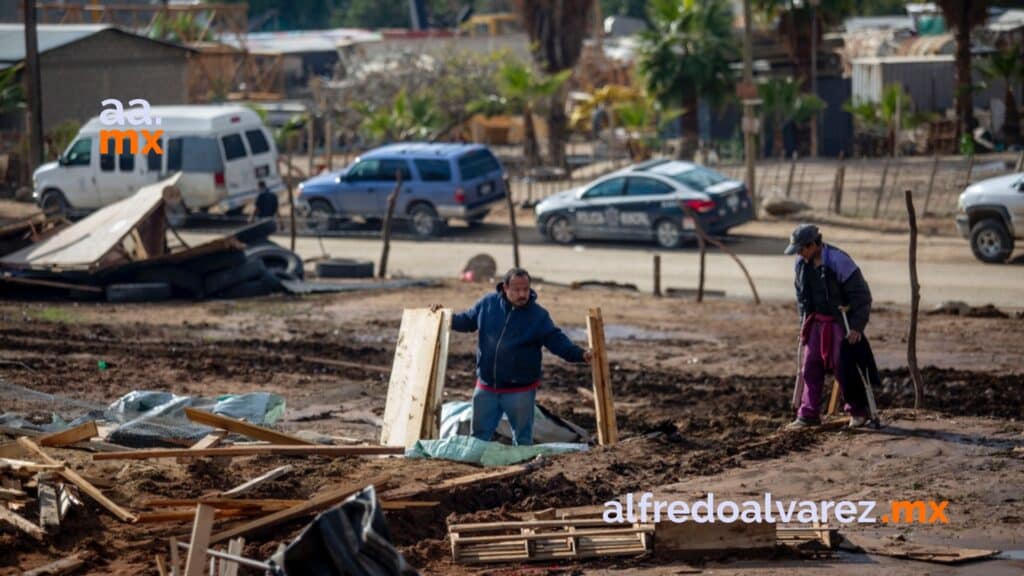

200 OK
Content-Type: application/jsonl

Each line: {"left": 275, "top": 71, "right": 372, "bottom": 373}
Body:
{"left": 450, "top": 519, "right": 652, "bottom": 564}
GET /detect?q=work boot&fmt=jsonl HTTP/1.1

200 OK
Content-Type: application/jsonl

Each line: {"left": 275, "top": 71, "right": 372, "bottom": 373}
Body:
{"left": 785, "top": 418, "right": 819, "bottom": 430}
{"left": 848, "top": 415, "right": 868, "bottom": 428}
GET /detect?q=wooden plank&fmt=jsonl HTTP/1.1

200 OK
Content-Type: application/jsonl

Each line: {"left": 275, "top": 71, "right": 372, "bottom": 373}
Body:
{"left": 655, "top": 521, "right": 776, "bottom": 554}
{"left": 169, "top": 538, "right": 181, "bottom": 576}
{"left": 0, "top": 486, "right": 28, "bottom": 500}
{"left": 420, "top": 309, "right": 451, "bottom": 441}
{"left": 209, "top": 474, "right": 390, "bottom": 545}
{"left": 190, "top": 431, "right": 228, "bottom": 451}
{"left": 380, "top": 308, "right": 448, "bottom": 447}
{"left": 586, "top": 308, "right": 618, "bottom": 444}
{"left": 380, "top": 464, "right": 529, "bottom": 500}
{"left": 38, "top": 482, "right": 61, "bottom": 531}
{"left": 16, "top": 437, "right": 138, "bottom": 523}
{"left": 21, "top": 553, "right": 85, "bottom": 576}
{"left": 841, "top": 534, "right": 1000, "bottom": 564}
{"left": 0, "top": 441, "right": 25, "bottom": 458}
{"left": 219, "top": 464, "right": 293, "bottom": 497}
{"left": 155, "top": 554, "right": 169, "bottom": 576}
{"left": 0, "top": 458, "right": 63, "bottom": 473}
{"left": 222, "top": 538, "right": 245, "bottom": 576}
{"left": 136, "top": 509, "right": 260, "bottom": 524}
{"left": 39, "top": 421, "right": 99, "bottom": 447}
{"left": 183, "top": 408, "right": 310, "bottom": 446}
{"left": 184, "top": 505, "right": 217, "bottom": 576}
{"left": 0, "top": 506, "right": 45, "bottom": 540}
{"left": 93, "top": 444, "right": 404, "bottom": 461}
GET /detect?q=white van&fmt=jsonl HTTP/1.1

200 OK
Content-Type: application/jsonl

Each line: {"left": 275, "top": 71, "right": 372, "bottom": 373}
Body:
{"left": 32, "top": 106, "right": 283, "bottom": 215}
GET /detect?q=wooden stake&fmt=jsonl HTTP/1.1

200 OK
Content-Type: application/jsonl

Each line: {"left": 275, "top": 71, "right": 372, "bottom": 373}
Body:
{"left": 874, "top": 157, "right": 891, "bottom": 219}
{"left": 653, "top": 254, "right": 661, "bottom": 297}
{"left": 826, "top": 380, "right": 841, "bottom": 416}
{"left": 684, "top": 206, "right": 760, "bottom": 304}
{"left": 785, "top": 152, "right": 797, "bottom": 198}
{"left": 505, "top": 176, "right": 520, "bottom": 268}
{"left": 21, "top": 554, "right": 85, "bottom": 576}
{"left": 378, "top": 172, "right": 402, "bottom": 279}
{"left": 169, "top": 538, "right": 181, "bottom": 576}
{"left": 964, "top": 152, "right": 975, "bottom": 188}
{"left": 923, "top": 154, "right": 939, "bottom": 215}
{"left": 905, "top": 189, "right": 924, "bottom": 410}
{"left": 831, "top": 151, "right": 846, "bottom": 215}
{"left": 155, "top": 555, "right": 169, "bottom": 576}
{"left": 184, "top": 505, "right": 216, "bottom": 576}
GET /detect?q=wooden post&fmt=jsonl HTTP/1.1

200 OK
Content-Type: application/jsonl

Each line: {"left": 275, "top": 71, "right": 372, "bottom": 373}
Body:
{"left": 378, "top": 172, "right": 402, "bottom": 279}
{"left": 586, "top": 308, "right": 617, "bottom": 445}
{"left": 24, "top": 0, "right": 44, "bottom": 172}
{"left": 287, "top": 135, "right": 296, "bottom": 252}
{"left": 504, "top": 177, "right": 520, "bottom": 268}
{"left": 831, "top": 151, "right": 846, "bottom": 215}
{"left": 306, "top": 115, "right": 315, "bottom": 177}
{"left": 923, "top": 154, "right": 940, "bottom": 215}
{"left": 684, "top": 205, "right": 757, "bottom": 303}
{"left": 785, "top": 152, "right": 798, "bottom": 198}
{"left": 653, "top": 254, "right": 661, "bottom": 297}
{"left": 325, "top": 112, "right": 334, "bottom": 172}
{"left": 184, "top": 505, "right": 216, "bottom": 576}
{"left": 169, "top": 538, "right": 181, "bottom": 576}
{"left": 964, "top": 152, "right": 975, "bottom": 188}
{"left": 1015, "top": 150, "right": 1024, "bottom": 173}
{"left": 881, "top": 159, "right": 902, "bottom": 217}
{"left": 695, "top": 223, "right": 706, "bottom": 303}
{"left": 905, "top": 190, "right": 924, "bottom": 410}
{"left": 873, "top": 156, "right": 891, "bottom": 219}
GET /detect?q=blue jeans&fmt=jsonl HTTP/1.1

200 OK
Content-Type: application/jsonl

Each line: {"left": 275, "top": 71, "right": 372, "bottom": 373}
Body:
{"left": 472, "top": 387, "right": 536, "bottom": 446}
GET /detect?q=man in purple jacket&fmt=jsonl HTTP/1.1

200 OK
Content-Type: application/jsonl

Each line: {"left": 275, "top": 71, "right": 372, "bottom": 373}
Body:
{"left": 785, "top": 224, "right": 873, "bottom": 429}
{"left": 448, "top": 268, "right": 592, "bottom": 445}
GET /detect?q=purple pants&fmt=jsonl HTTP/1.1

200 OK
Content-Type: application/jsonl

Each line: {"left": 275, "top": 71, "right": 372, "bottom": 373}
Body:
{"left": 799, "top": 319, "right": 867, "bottom": 421}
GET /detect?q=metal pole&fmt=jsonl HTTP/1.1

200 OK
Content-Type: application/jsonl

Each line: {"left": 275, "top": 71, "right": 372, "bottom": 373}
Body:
{"left": 24, "top": 0, "right": 44, "bottom": 171}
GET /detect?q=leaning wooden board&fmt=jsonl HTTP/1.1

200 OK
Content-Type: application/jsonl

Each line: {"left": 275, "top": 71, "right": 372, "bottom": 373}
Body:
{"left": 586, "top": 308, "right": 618, "bottom": 444}
{"left": 380, "top": 308, "right": 451, "bottom": 448}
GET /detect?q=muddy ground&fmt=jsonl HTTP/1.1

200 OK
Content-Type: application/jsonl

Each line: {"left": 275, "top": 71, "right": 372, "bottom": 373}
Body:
{"left": 0, "top": 280, "right": 1022, "bottom": 575}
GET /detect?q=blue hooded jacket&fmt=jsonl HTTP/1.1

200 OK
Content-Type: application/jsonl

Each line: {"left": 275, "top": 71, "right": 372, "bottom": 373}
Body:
{"left": 452, "top": 283, "right": 585, "bottom": 391}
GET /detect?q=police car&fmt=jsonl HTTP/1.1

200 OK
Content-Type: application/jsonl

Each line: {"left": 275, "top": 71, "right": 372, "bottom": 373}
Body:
{"left": 535, "top": 159, "right": 754, "bottom": 248}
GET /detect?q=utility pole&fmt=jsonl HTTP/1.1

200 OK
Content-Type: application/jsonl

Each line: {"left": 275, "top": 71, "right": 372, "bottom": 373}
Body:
{"left": 23, "top": 0, "right": 44, "bottom": 173}
{"left": 810, "top": 0, "right": 819, "bottom": 158}
{"left": 741, "top": 0, "right": 759, "bottom": 216}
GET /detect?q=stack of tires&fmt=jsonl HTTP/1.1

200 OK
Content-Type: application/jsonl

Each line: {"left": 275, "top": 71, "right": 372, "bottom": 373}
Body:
{"left": 104, "top": 240, "right": 304, "bottom": 303}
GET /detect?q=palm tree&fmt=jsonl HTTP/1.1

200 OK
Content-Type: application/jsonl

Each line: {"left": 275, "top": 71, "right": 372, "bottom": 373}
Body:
{"left": 355, "top": 89, "right": 440, "bottom": 144}
{"left": 469, "top": 62, "right": 570, "bottom": 166}
{"left": 638, "top": 0, "right": 737, "bottom": 158}
{"left": 513, "top": 0, "right": 594, "bottom": 171}
{"left": 0, "top": 65, "right": 24, "bottom": 114}
{"left": 937, "top": 0, "right": 990, "bottom": 147}
{"left": 979, "top": 44, "right": 1022, "bottom": 147}
{"left": 758, "top": 77, "right": 826, "bottom": 158}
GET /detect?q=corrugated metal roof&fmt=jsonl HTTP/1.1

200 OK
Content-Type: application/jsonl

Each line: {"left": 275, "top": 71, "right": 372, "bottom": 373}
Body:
{"left": 0, "top": 24, "right": 111, "bottom": 64}
{"left": 988, "top": 9, "right": 1024, "bottom": 33}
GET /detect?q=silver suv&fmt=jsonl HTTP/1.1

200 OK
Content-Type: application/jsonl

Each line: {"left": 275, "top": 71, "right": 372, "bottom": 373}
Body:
{"left": 956, "top": 173, "right": 1023, "bottom": 263}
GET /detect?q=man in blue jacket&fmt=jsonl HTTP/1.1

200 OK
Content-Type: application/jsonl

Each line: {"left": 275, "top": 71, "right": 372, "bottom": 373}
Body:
{"left": 785, "top": 224, "right": 873, "bottom": 429}
{"left": 448, "top": 268, "right": 591, "bottom": 446}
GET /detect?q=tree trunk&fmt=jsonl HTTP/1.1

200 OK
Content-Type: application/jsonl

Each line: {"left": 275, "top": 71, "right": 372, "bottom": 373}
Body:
{"left": 678, "top": 96, "right": 699, "bottom": 160}
{"left": 773, "top": 115, "right": 785, "bottom": 159}
{"left": 546, "top": 87, "right": 569, "bottom": 172}
{"left": 954, "top": 2, "right": 974, "bottom": 145}
{"left": 1004, "top": 84, "right": 1020, "bottom": 147}
{"left": 523, "top": 104, "right": 541, "bottom": 167}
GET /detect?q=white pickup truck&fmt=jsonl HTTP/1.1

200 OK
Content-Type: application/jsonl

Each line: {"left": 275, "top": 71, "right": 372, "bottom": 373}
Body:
{"left": 956, "top": 173, "right": 1023, "bottom": 263}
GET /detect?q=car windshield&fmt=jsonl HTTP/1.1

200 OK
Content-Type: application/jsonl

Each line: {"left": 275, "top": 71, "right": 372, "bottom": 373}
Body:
{"left": 662, "top": 166, "right": 727, "bottom": 191}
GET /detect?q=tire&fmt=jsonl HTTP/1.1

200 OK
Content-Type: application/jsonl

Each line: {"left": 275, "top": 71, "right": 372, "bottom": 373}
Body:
{"left": 408, "top": 203, "right": 444, "bottom": 238}
{"left": 245, "top": 242, "right": 304, "bottom": 279}
{"left": 306, "top": 199, "right": 336, "bottom": 232}
{"left": 105, "top": 282, "right": 172, "bottom": 303}
{"left": 135, "top": 265, "right": 204, "bottom": 298}
{"left": 203, "top": 259, "right": 266, "bottom": 296}
{"left": 188, "top": 250, "right": 247, "bottom": 276}
{"left": 654, "top": 218, "right": 683, "bottom": 249}
{"left": 466, "top": 210, "right": 490, "bottom": 228}
{"left": 233, "top": 219, "right": 277, "bottom": 245}
{"left": 316, "top": 258, "right": 374, "bottom": 279}
{"left": 546, "top": 216, "right": 576, "bottom": 245}
{"left": 40, "top": 189, "right": 70, "bottom": 217}
{"left": 969, "top": 219, "right": 1013, "bottom": 263}
{"left": 219, "top": 270, "right": 282, "bottom": 299}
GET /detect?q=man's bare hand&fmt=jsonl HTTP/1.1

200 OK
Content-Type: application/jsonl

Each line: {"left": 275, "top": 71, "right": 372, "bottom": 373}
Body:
{"left": 428, "top": 304, "right": 444, "bottom": 313}
{"left": 583, "top": 349, "right": 594, "bottom": 364}
{"left": 847, "top": 329, "right": 862, "bottom": 344}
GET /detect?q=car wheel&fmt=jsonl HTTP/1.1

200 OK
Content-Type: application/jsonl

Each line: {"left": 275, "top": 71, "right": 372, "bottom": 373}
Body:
{"left": 969, "top": 219, "right": 1013, "bottom": 263}
{"left": 40, "top": 189, "right": 70, "bottom": 217}
{"left": 654, "top": 219, "right": 683, "bottom": 249}
{"left": 409, "top": 203, "right": 444, "bottom": 238}
{"left": 547, "top": 216, "right": 576, "bottom": 244}
{"left": 306, "top": 199, "right": 335, "bottom": 232}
